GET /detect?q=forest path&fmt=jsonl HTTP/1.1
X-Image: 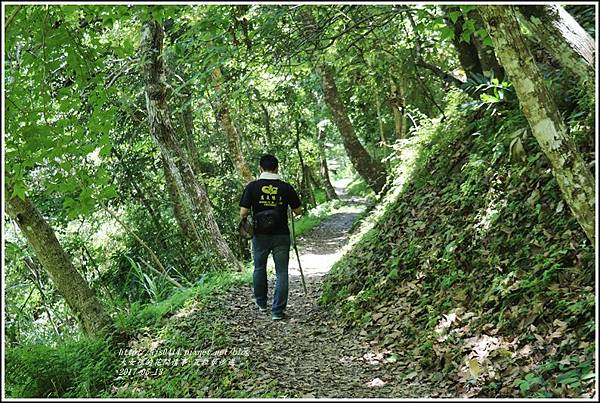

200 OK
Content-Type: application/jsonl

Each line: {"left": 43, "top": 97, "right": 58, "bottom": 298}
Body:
{"left": 202, "top": 181, "right": 438, "bottom": 398}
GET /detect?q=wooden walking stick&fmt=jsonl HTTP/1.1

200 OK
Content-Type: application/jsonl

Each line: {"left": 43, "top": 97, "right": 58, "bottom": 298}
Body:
{"left": 289, "top": 207, "right": 308, "bottom": 296}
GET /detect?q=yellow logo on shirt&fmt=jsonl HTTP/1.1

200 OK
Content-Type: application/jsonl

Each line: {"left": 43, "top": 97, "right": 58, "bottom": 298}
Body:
{"left": 259, "top": 184, "right": 282, "bottom": 207}
{"left": 261, "top": 185, "right": 278, "bottom": 195}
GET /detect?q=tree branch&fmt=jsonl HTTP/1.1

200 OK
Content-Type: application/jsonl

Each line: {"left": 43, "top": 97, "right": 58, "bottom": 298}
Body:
{"left": 404, "top": 9, "right": 466, "bottom": 88}
{"left": 5, "top": 5, "right": 23, "bottom": 30}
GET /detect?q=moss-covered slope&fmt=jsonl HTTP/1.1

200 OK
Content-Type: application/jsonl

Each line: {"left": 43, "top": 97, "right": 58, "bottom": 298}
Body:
{"left": 320, "top": 92, "right": 595, "bottom": 398}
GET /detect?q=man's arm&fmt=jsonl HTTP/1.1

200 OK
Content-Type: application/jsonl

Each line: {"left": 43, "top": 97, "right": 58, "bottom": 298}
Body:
{"left": 288, "top": 184, "right": 302, "bottom": 216}
{"left": 239, "top": 182, "right": 253, "bottom": 219}
{"left": 240, "top": 207, "right": 250, "bottom": 220}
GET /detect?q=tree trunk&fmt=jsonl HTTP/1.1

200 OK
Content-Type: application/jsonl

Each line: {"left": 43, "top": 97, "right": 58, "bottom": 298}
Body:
{"left": 299, "top": 9, "right": 387, "bottom": 194}
{"left": 6, "top": 193, "right": 111, "bottom": 336}
{"left": 317, "top": 65, "right": 388, "bottom": 194}
{"left": 389, "top": 78, "right": 407, "bottom": 139}
{"left": 160, "top": 154, "right": 202, "bottom": 245}
{"left": 260, "top": 103, "right": 272, "bottom": 147}
{"left": 515, "top": 5, "right": 595, "bottom": 88}
{"left": 443, "top": 6, "right": 484, "bottom": 80}
{"left": 405, "top": 10, "right": 468, "bottom": 91}
{"left": 317, "top": 126, "right": 339, "bottom": 201}
{"left": 375, "top": 95, "right": 387, "bottom": 146}
{"left": 303, "top": 166, "right": 317, "bottom": 207}
{"left": 113, "top": 146, "right": 169, "bottom": 252}
{"left": 140, "top": 20, "right": 241, "bottom": 270}
{"left": 480, "top": 6, "right": 595, "bottom": 244}
{"left": 211, "top": 67, "right": 254, "bottom": 184}
{"left": 308, "top": 166, "right": 324, "bottom": 202}
{"left": 468, "top": 10, "right": 505, "bottom": 80}
{"left": 294, "top": 120, "right": 316, "bottom": 208}
{"left": 23, "top": 256, "right": 61, "bottom": 336}
{"left": 180, "top": 89, "right": 203, "bottom": 176}
{"left": 131, "top": 180, "right": 164, "bottom": 243}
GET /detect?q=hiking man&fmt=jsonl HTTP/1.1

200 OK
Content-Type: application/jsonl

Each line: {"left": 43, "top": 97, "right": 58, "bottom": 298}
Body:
{"left": 239, "top": 154, "right": 302, "bottom": 320}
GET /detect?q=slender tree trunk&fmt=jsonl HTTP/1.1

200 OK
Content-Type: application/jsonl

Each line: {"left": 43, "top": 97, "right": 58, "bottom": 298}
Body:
{"left": 480, "top": 6, "right": 595, "bottom": 244}
{"left": 468, "top": 10, "right": 505, "bottom": 80}
{"left": 316, "top": 126, "right": 339, "bottom": 201}
{"left": 300, "top": 9, "right": 387, "bottom": 194}
{"left": 6, "top": 193, "right": 111, "bottom": 336}
{"left": 160, "top": 154, "right": 202, "bottom": 245}
{"left": 303, "top": 166, "right": 317, "bottom": 207}
{"left": 260, "top": 103, "right": 272, "bottom": 147}
{"left": 23, "top": 257, "right": 61, "bottom": 336}
{"left": 140, "top": 20, "right": 241, "bottom": 270}
{"left": 443, "top": 6, "right": 484, "bottom": 80}
{"left": 131, "top": 180, "right": 164, "bottom": 240}
{"left": 294, "top": 119, "right": 316, "bottom": 208}
{"left": 308, "top": 166, "right": 324, "bottom": 202}
{"left": 389, "top": 78, "right": 407, "bottom": 139}
{"left": 375, "top": 95, "right": 386, "bottom": 146}
{"left": 113, "top": 146, "right": 167, "bottom": 243}
{"left": 405, "top": 11, "right": 468, "bottom": 91}
{"left": 251, "top": 81, "right": 272, "bottom": 149}
{"left": 515, "top": 5, "right": 595, "bottom": 89}
{"left": 211, "top": 67, "right": 254, "bottom": 183}
{"left": 317, "top": 65, "right": 388, "bottom": 194}
{"left": 180, "top": 89, "right": 203, "bottom": 176}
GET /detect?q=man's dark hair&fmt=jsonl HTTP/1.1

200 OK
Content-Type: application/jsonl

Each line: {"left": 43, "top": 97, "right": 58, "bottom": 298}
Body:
{"left": 259, "top": 154, "right": 279, "bottom": 171}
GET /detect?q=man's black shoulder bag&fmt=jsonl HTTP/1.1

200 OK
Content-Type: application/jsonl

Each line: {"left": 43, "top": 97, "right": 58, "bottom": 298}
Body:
{"left": 253, "top": 208, "right": 282, "bottom": 232}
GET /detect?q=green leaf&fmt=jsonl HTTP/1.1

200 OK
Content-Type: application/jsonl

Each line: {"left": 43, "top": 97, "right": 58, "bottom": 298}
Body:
{"left": 440, "top": 26, "right": 454, "bottom": 41}
{"left": 483, "top": 36, "right": 493, "bottom": 47}
{"left": 461, "top": 31, "right": 471, "bottom": 43}
{"left": 558, "top": 376, "right": 579, "bottom": 385}
{"left": 11, "top": 181, "right": 27, "bottom": 201}
{"left": 519, "top": 381, "right": 529, "bottom": 393}
{"left": 99, "top": 186, "right": 118, "bottom": 200}
{"left": 63, "top": 197, "right": 77, "bottom": 211}
{"left": 448, "top": 11, "right": 462, "bottom": 24}
{"left": 580, "top": 372, "right": 595, "bottom": 380}
{"left": 463, "top": 20, "right": 476, "bottom": 32}
{"left": 99, "top": 144, "right": 112, "bottom": 157}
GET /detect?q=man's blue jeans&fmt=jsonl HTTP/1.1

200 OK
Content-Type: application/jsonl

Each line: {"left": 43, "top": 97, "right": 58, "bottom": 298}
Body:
{"left": 252, "top": 233, "right": 291, "bottom": 314}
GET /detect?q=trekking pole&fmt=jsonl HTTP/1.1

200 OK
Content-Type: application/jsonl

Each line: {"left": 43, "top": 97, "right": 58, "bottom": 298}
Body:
{"left": 289, "top": 207, "right": 308, "bottom": 296}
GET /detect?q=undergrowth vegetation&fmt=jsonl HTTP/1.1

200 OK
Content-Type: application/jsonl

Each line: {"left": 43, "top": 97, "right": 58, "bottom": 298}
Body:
{"left": 5, "top": 269, "right": 256, "bottom": 398}
{"left": 320, "top": 90, "right": 595, "bottom": 398}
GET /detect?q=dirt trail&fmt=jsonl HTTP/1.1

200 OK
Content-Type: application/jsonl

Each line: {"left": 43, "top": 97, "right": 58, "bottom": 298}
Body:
{"left": 203, "top": 184, "right": 438, "bottom": 398}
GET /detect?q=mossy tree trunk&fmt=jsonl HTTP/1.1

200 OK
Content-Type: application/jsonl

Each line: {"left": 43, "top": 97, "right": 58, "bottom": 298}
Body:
{"left": 294, "top": 119, "right": 316, "bottom": 208}
{"left": 140, "top": 20, "right": 241, "bottom": 270}
{"left": 317, "top": 126, "right": 339, "bottom": 200}
{"left": 317, "top": 64, "right": 388, "bottom": 193}
{"left": 23, "top": 256, "right": 61, "bottom": 336}
{"left": 443, "top": 6, "right": 484, "bottom": 80}
{"left": 180, "top": 88, "right": 203, "bottom": 177}
{"left": 161, "top": 154, "right": 202, "bottom": 246}
{"left": 299, "top": 9, "right": 388, "bottom": 194}
{"left": 480, "top": 6, "right": 595, "bottom": 244}
{"left": 211, "top": 67, "right": 254, "bottom": 184}
{"left": 468, "top": 10, "right": 505, "bottom": 81}
{"left": 389, "top": 78, "right": 407, "bottom": 139}
{"left": 6, "top": 193, "right": 111, "bottom": 336}
{"left": 515, "top": 5, "right": 594, "bottom": 90}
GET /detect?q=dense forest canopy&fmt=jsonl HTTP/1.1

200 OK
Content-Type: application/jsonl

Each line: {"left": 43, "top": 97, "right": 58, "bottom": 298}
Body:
{"left": 2, "top": 2, "right": 596, "bottom": 399}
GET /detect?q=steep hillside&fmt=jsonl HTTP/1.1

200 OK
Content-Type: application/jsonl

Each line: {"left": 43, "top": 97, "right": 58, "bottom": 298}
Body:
{"left": 320, "top": 92, "right": 595, "bottom": 398}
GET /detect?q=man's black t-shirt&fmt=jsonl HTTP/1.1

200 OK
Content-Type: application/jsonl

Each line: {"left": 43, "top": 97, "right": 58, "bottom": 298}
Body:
{"left": 239, "top": 178, "right": 301, "bottom": 235}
